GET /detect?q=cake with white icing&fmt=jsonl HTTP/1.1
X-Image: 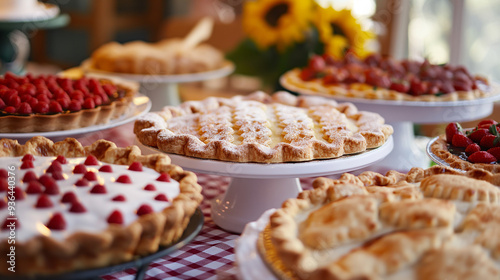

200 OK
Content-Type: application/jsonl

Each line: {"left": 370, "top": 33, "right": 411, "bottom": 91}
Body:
{"left": 0, "top": 136, "right": 202, "bottom": 276}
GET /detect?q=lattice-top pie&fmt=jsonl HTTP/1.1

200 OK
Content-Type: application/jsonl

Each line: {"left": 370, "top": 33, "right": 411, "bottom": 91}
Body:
{"left": 134, "top": 91, "right": 393, "bottom": 163}
{"left": 258, "top": 166, "right": 500, "bottom": 280}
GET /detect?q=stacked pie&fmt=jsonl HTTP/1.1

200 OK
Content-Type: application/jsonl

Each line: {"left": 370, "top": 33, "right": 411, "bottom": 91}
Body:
{"left": 258, "top": 166, "right": 500, "bottom": 279}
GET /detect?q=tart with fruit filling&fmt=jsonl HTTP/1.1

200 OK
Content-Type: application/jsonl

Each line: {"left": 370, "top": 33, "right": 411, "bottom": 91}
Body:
{"left": 0, "top": 136, "right": 202, "bottom": 276}
{"left": 0, "top": 72, "right": 138, "bottom": 133}
{"left": 281, "top": 53, "right": 491, "bottom": 101}
{"left": 430, "top": 119, "right": 500, "bottom": 173}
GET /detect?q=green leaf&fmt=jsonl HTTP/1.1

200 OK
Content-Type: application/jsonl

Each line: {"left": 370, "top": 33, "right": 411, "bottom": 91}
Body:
{"left": 494, "top": 136, "right": 500, "bottom": 146}
{"left": 489, "top": 124, "right": 499, "bottom": 136}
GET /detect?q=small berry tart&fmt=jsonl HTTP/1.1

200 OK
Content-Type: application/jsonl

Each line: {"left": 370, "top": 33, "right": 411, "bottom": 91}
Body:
{"left": 0, "top": 136, "right": 202, "bottom": 276}
{"left": 430, "top": 119, "right": 500, "bottom": 174}
{"left": 281, "top": 53, "right": 492, "bottom": 101}
{"left": 0, "top": 72, "right": 138, "bottom": 133}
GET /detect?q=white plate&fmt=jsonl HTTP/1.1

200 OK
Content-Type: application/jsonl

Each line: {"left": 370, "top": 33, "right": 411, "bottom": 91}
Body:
{"left": 0, "top": 3, "right": 59, "bottom": 22}
{"left": 0, "top": 94, "right": 151, "bottom": 141}
{"left": 80, "top": 59, "right": 235, "bottom": 84}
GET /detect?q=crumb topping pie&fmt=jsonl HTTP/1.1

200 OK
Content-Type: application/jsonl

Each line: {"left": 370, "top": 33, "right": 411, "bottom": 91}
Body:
{"left": 258, "top": 166, "right": 500, "bottom": 280}
{"left": 134, "top": 91, "right": 393, "bottom": 163}
{"left": 0, "top": 137, "right": 202, "bottom": 276}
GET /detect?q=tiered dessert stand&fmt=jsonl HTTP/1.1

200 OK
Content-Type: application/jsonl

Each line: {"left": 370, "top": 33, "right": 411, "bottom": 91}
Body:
{"left": 282, "top": 80, "right": 500, "bottom": 172}
{"left": 137, "top": 136, "right": 393, "bottom": 233}
{"left": 81, "top": 60, "right": 234, "bottom": 111}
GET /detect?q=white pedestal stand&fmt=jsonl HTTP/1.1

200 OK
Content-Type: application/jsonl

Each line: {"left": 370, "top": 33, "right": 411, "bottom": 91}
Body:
{"left": 81, "top": 60, "right": 234, "bottom": 111}
{"left": 137, "top": 137, "right": 393, "bottom": 233}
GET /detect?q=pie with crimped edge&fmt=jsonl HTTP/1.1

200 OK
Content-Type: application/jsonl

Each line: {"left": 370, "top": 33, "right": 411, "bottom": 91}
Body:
{"left": 0, "top": 136, "right": 202, "bottom": 276}
{"left": 0, "top": 72, "right": 138, "bottom": 133}
{"left": 258, "top": 165, "right": 500, "bottom": 280}
{"left": 134, "top": 91, "right": 393, "bottom": 163}
{"left": 281, "top": 53, "right": 492, "bottom": 102}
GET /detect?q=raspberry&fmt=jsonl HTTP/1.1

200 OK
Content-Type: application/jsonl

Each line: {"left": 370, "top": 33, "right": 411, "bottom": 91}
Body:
{"left": 102, "top": 84, "right": 116, "bottom": 96}
{"left": 36, "top": 94, "right": 50, "bottom": 104}
{"left": 46, "top": 161, "right": 62, "bottom": 173}
{"left": 136, "top": 204, "right": 153, "bottom": 216}
{"left": 68, "top": 100, "right": 82, "bottom": 111}
{"left": 61, "top": 191, "right": 78, "bottom": 203}
{"left": 143, "top": 184, "right": 156, "bottom": 191}
{"left": 20, "top": 160, "right": 34, "bottom": 169}
{"left": 69, "top": 201, "right": 87, "bottom": 213}
{"left": 98, "top": 165, "right": 113, "bottom": 172}
{"left": 22, "top": 170, "right": 38, "bottom": 182}
{"left": 12, "top": 187, "right": 25, "bottom": 200}
{"left": 84, "top": 155, "right": 99, "bottom": 165}
{"left": 43, "top": 182, "right": 59, "bottom": 195}
{"left": 0, "top": 199, "right": 6, "bottom": 209}
{"left": 93, "top": 95, "right": 103, "bottom": 106}
{"left": 7, "top": 94, "right": 20, "bottom": 107}
{"left": 82, "top": 97, "right": 95, "bottom": 109}
{"left": 4, "top": 106, "right": 16, "bottom": 113}
{"left": 35, "top": 194, "right": 53, "bottom": 208}
{"left": 90, "top": 184, "right": 107, "bottom": 194}
{"left": 0, "top": 169, "right": 7, "bottom": 178}
{"left": 55, "top": 155, "right": 67, "bottom": 164}
{"left": 156, "top": 173, "right": 170, "bottom": 182}
{"left": 57, "top": 98, "right": 69, "bottom": 110}
{"left": 46, "top": 212, "right": 66, "bottom": 230}
{"left": 111, "top": 194, "right": 126, "bottom": 202}
{"left": 0, "top": 99, "right": 5, "bottom": 110}
{"left": 107, "top": 210, "right": 124, "bottom": 224}
{"left": 2, "top": 218, "right": 19, "bottom": 230}
{"left": 0, "top": 179, "right": 7, "bottom": 192}
{"left": 22, "top": 154, "right": 34, "bottom": 161}
{"left": 34, "top": 101, "right": 49, "bottom": 114}
{"left": 73, "top": 164, "right": 87, "bottom": 174}
{"left": 116, "top": 175, "right": 131, "bottom": 184}
{"left": 75, "top": 178, "right": 89, "bottom": 187}
{"left": 468, "top": 151, "right": 496, "bottom": 164}
{"left": 25, "top": 181, "right": 43, "bottom": 194}
{"left": 51, "top": 171, "right": 65, "bottom": 181}
{"left": 452, "top": 134, "right": 473, "bottom": 148}
{"left": 49, "top": 101, "right": 63, "bottom": 113}
{"left": 83, "top": 171, "right": 97, "bottom": 181}
{"left": 17, "top": 102, "right": 32, "bottom": 114}
{"left": 128, "top": 162, "right": 143, "bottom": 172}
{"left": 154, "top": 194, "right": 169, "bottom": 202}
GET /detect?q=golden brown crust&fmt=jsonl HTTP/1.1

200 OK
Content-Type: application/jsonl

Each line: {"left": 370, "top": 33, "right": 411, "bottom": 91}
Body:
{"left": 281, "top": 68, "right": 493, "bottom": 102}
{"left": 134, "top": 91, "right": 393, "bottom": 163}
{"left": 0, "top": 136, "right": 203, "bottom": 276}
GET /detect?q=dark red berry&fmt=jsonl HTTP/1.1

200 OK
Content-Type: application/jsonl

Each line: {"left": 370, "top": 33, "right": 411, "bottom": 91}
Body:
{"left": 35, "top": 194, "right": 53, "bottom": 208}
{"left": 136, "top": 204, "right": 153, "bottom": 216}
{"left": 61, "top": 191, "right": 78, "bottom": 203}
{"left": 20, "top": 160, "right": 34, "bottom": 169}
{"left": 111, "top": 194, "right": 126, "bottom": 202}
{"left": 84, "top": 155, "right": 99, "bottom": 165}
{"left": 99, "top": 165, "right": 113, "bottom": 172}
{"left": 144, "top": 184, "right": 156, "bottom": 191}
{"left": 116, "top": 175, "right": 131, "bottom": 184}
{"left": 107, "top": 210, "right": 124, "bottom": 224}
{"left": 69, "top": 201, "right": 87, "bottom": 213}
{"left": 75, "top": 178, "right": 89, "bottom": 187}
{"left": 73, "top": 164, "right": 87, "bottom": 174}
{"left": 156, "top": 173, "right": 170, "bottom": 182}
{"left": 154, "top": 194, "right": 169, "bottom": 202}
{"left": 22, "top": 171, "right": 37, "bottom": 182}
{"left": 90, "top": 184, "right": 107, "bottom": 194}
{"left": 25, "top": 181, "right": 43, "bottom": 194}
{"left": 128, "top": 161, "right": 143, "bottom": 171}
{"left": 46, "top": 213, "right": 66, "bottom": 230}
{"left": 55, "top": 155, "right": 67, "bottom": 164}
{"left": 21, "top": 154, "right": 34, "bottom": 161}
{"left": 83, "top": 171, "right": 97, "bottom": 181}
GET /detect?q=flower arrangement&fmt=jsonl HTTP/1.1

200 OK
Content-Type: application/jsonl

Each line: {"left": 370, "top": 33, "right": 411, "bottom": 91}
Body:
{"left": 227, "top": 0, "right": 375, "bottom": 88}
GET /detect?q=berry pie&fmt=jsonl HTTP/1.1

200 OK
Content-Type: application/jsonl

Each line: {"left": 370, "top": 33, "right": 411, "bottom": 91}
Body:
{"left": 0, "top": 72, "right": 138, "bottom": 133}
{"left": 258, "top": 166, "right": 500, "bottom": 279}
{"left": 0, "top": 137, "right": 202, "bottom": 276}
{"left": 134, "top": 91, "right": 393, "bottom": 163}
{"left": 281, "top": 53, "right": 492, "bottom": 101}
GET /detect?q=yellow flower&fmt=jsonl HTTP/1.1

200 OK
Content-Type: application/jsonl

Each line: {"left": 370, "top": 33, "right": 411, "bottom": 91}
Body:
{"left": 314, "top": 7, "right": 374, "bottom": 59}
{"left": 243, "top": 0, "right": 313, "bottom": 51}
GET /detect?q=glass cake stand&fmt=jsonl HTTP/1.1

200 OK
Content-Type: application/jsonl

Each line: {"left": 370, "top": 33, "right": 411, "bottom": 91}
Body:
{"left": 282, "top": 82, "right": 500, "bottom": 172}
{"left": 81, "top": 60, "right": 235, "bottom": 111}
{"left": 136, "top": 136, "right": 393, "bottom": 233}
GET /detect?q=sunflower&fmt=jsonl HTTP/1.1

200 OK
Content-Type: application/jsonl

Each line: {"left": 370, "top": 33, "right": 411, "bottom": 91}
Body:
{"left": 242, "top": 0, "right": 313, "bottom": 51}
{"left": 314, "top": 7, "right": 374, "bottom": 59}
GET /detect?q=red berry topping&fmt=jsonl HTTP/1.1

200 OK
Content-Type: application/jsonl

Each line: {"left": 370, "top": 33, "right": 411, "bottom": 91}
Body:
{"left": 0, "top": 179, "right": 7, "bottom": 192}
{"left": 0, "top": 199, "right": 6, "bottom": 209}
{"left": 22, "top": 171, "right": 37, "bottom": 182}
{"left": 445, "top": 122, "right": 462, "bottom": 144}
{"left": 46, "top": 161, "right": 62, "bottom": 173}
{"left": 468, "top": 128, "right": 489, "bottom": 144}
{"left": 128, "top": 161, "right": 143, "bottom": 172}
{"left": 20, "top": 160, "right": 34, "bottom": 169}
{"left": 487, "top": 147, "right": 500, "bottom": 161}
{"left": 4, "top": 106, "right": 15, "bottom": 114}
{"left": 83, "top": 171, "right": 98, "bottom": 181}
{"left": 2, "top": 218, "right": 19, "bottom": 231}
{"left": 17, "top": 102, "right": 32, "bottom": 114}
{"left": 480, "top": 135, "right": 499, "bottom": 150}
{"left": 116, "top": 175, "right": 132, "bottom": 184}
{"left": 55, "top": 155, "right": 67, "bottom": 164}
{"left": 43, "top": 183, "right": 59, "bottom": 195}
{"left": 90, "top": 184, "right": 107, "bottom": 194}
{"left": 34, "top": 101, "right": 49, "bottom": 114}
{"left": 468, "top": 151, "right": 497, "bottom": 164}
{"left": 84, "top": 155, "right": 99, "bottom": 166}
{"left": 13, "top": 186, "right": 25, "bottom": 200}
{"left": 49, "top": 101, "right": 63, "bottom": 113}
{"left": 61, "top": 191, "right": 78, "bottom": 203}
{"left": 156, "top": 173, "right": 170, "bottom": 182}
{"left": 68, "top": 100, "right": 81, "bottom": 111}
{"left": 46, "top": 213, "right": 66, "bottom": 230}
{"left": 69, "top": 201, "right": 87, "bottom": 213}
{"left": 136, "top": 204, "right": 153, "bottom": 216}
{"left": 154, "top": 194, "right": 169, "bottom": 202}
{"left": 112, "top": 194, "right": 126, "bottom": 202}
{"left": 478, "top": 119, "right": 498, "bottom": 129}
{"left": 35, "top": 194, "right": 53, "bottom": 208}
{"left": 451, "top": 134, "right": 473, "bottom": 148}
{"left": 144, "top": 184, "right": 156, "bottom": 191}
{"left": 465, "top": 143, "right": 481, "bottom": 156}
{"left": 73, "top": 164, "right": 87, "bottom": 174}
{"left": 0, "top": 169, "right": 7, "bottom": 178}
{"left": 51, "top": 171, "right": 65, "bottom": 181}
{"left": 25, "top": 181, "right": 43, "bottom": 194}
{"left": 75, "top": 178, "right": 89, "bottom": 187}
{"left": 107, "top": 210, "right": 124, "bottom": 224}
{"left": 99, "top": 165, "right": 113, "bottom": 172}
{"left": 82, "top": 97, "right": 95, "bottom": 109}
{"left": 21, "top": 154, "right": 34, "bottom": 161}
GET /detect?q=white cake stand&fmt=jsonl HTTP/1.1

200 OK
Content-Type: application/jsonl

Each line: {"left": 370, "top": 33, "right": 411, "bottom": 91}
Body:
{"left": 136, "top": 137, "right": 393, "bottom": 233}
{"left": 282, "top": 83, "right": 500, "bottom": 171}
{"left": 81, "top": 60, "right": 235, "bottom": 111}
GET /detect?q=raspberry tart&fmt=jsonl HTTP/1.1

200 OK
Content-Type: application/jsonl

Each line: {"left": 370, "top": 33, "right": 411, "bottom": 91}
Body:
{"left": 134, "top": 91, "right": 393, "bottom": 163}
{"left": 258, "top": 166, "right": 500, "bottom": 280}
{"left": 281, "top": 53, "right": 492, "bottom": 101}
{"left": 0, "top": 72, "right": 138, "bottom": 133}
{"left": 0, "top": 136, "right": 202, "bottom": 276}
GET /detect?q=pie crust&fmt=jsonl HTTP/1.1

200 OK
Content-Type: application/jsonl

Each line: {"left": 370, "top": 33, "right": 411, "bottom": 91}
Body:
{"left": 134, "top": 91, "right": 393, "bottom": 163}
{"left": 0, "top": 136, "right": 202, "bottom": 276}
{"left": 258, "top": 165, "right": 500, "bottom": 279}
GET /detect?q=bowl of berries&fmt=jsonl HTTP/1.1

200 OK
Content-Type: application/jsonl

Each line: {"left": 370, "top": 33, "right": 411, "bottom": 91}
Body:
{"left": 428, "top": 119, "right": 500, "bottom": 173}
